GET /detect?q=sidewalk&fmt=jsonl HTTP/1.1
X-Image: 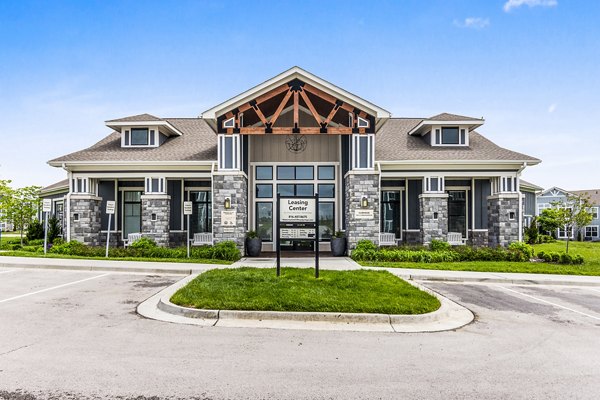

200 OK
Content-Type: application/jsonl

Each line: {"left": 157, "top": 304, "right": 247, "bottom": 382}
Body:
{"left": 2, "top": 255, "right": 600, "bottom": 286}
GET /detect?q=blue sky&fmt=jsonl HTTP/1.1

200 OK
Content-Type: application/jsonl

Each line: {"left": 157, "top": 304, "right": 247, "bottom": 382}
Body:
{"left": 0, "top": 0, "right": 598, "bottom": 190}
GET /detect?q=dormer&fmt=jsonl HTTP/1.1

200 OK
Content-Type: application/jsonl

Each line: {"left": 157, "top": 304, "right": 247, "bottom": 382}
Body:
{"left": 105, "top": 113, "right": 184, "bottom": 148}
{"left": 408, "top": 113, "right": 484, "bottom": 147}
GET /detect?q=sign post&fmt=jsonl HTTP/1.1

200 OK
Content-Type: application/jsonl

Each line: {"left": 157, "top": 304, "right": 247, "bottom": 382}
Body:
{"left": 42, "top": 199, "right": 52, "bottom": 255}
{"left": 105, "top": 201, "right": 115, "bottom": 258}
{"left": 183, "top": 201, "right": 193, "bottom": 258}
{"left": 276, "top": 193, "right": 320, "bottom": 278}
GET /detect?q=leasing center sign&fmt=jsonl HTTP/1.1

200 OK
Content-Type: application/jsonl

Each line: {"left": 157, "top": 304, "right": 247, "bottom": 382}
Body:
{"left": 280, "top": 198, "right": 316, "bottom": 223}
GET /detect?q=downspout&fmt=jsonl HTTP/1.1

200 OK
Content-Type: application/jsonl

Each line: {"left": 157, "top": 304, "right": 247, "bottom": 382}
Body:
{"left": 62, "top": 163, "right": 72, "bottom": 242}
{"left": 517, "top": 162, "right": 528, "bottom": 242}
{"left": 376, "top": 161, "right": 382, "bottom": 244}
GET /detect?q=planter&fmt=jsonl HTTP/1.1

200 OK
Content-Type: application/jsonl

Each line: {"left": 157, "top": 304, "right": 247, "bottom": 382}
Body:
{"left": 246, "top": 237, "right": 263, "bottom": 257}
{"left": 330, "top": 237, "right": 346, "bottom": 257}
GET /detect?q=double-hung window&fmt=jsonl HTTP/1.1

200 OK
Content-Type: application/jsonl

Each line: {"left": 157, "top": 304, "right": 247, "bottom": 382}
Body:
{"left": 585, "top": 226, "right": 598, "bottom": 238}
{"left": 123, "top": 128, "right": 157, "bottom": 147}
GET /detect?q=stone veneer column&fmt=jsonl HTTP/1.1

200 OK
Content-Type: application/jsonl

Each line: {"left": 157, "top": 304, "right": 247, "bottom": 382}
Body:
{"left": 141, "top": 194, "right": 170, "bottom": 247}
{"left": 70, "top": 194, "right": 102, "bottom": 246}
{"left": 487, "top": 193, "right": 520, "bottom": 247}
{"left": 419, "top": 193, "right": 449, "bottom": 246}
{"left": 344, "top": 172, "right": 380, "bottom": 251}
{"left": 212, "top": 172, "right": 248, "bottom": 253}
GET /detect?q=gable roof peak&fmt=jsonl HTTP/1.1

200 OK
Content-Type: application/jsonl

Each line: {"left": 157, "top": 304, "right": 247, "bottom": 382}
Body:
{"left": 106, "top": 113, "right": 162, "bottom": 123}
{"left": 429, "top": 112, "right": 484, "bottom": 122}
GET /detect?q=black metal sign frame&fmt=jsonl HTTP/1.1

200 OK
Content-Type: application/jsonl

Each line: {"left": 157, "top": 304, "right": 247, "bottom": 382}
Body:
{"left": 276, "top": 193, "right": 320, "bottom": 278}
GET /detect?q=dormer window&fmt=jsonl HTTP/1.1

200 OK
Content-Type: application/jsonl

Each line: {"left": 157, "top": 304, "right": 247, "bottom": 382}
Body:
{"left": 434, "top": 127, "right": 467, "bottom": 146}
{"left": 122, "top": 128, "right": 158, "bottom": 148}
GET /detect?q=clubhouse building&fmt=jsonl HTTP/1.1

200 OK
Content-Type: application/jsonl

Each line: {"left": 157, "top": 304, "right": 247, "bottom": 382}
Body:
{"left": 40, "top": 67, "right": 540, "bottom": 253}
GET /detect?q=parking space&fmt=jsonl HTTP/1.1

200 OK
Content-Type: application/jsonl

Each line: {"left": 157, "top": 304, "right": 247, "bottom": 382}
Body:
{"left": 423, "top": 281, "right": 600, "bottom": 326}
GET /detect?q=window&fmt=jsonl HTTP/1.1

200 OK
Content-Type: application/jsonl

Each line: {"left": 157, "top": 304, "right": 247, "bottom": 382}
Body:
{"left": 317, "top": 184, "right": 335, "bottom": 198}
{"left": 222, "top": 117, "right": 235, "bottom": 129}
{"left": 276, "top": 184, "right": 314, "bottom": 197}
{"left": 493, "top": 176, "right": 518, "bottom": 194}
{"left": 318, "top": 166, "right": 335, "bottom": 180}
{"left": 319, "top": 203, "right": 335, "bottom": 241}
{"left": 357, "top": 116, "right": 370, "bottom": 128}
{"left": 72, "top": 177, "right": 89, "bottom": 194}
{"left": 123, "top": 191, "right": 142, "bottom": 237}
{"left": 256, "top": 202, "right": 273, "bottom": 241}
{"left": 256, "top": 184, "right": 273, "bottom": 198}
{"left": 585, "top": 226, "right": 598, "bottom": 238}
{"left": 424, "top": 177, "right": 444, "bottom": 193}
{"left": 352, "top": 134, "right": 374, "bottom": 170}
{"left": 558, "top": 226, "right": 574, "bottom": 239}
{"left": 590, "top": 207, "right": 599, "bottom": 219}
{"left": 190, "top": 191, "right": 212, "bottom": 234}
{"left": 145, "top": 177, "right": 165, "bottom": 194}
{"left": 381, "top": 191, "right": 401, "bottom": 238}
{"left": 256, "top": 166, "right": 273, "bottom": 180}
{"left": 434, "top": 127, "right": 467, "bottom": 146}
{"left": 218, "top": 134, "right": 240, "bottom": 170}
{"left": 276, "top": 166, "right": 314, "bottom": 180}
{"left": 131, "top": 128, "right": 149, "bottom": 146}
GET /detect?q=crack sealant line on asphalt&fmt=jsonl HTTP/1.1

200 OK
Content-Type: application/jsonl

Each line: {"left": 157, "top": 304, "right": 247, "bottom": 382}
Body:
{"left": 0, "top": 272, "right": 110, "bottom": 304}
{"left": 497, "top": 285, "right": 600, "bottom": 322}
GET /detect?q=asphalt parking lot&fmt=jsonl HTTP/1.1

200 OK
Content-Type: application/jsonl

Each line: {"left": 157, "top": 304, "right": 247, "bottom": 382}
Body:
{"left": 1, "top": 267, "right": 599, "bottom": 400}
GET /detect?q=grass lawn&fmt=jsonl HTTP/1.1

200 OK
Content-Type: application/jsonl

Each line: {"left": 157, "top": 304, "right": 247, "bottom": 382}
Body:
{"left": 358, "top": 241, "right": 600, "bottom": 276}
{"left": 171, "top": 267, "right": 441, "bottom": 314}
{"left": 0, "top": 251, "right": 232, "bottom": 265}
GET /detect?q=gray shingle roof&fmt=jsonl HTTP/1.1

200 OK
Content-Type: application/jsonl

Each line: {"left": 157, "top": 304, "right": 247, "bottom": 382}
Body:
{"left": 428, "top": 113, "right": 483, "bottom": 121}
{"left": 41, "top": 179, "right": 69, "bottom": 193}
{"left": 106, "top": 113, "right": 162, "bottom": 123}
{"left": 571, "top": 189, "right": 600, "bottom": 206}
{"left": 376, "top": 119, "right": 540, "bottom": 162}
{"left": 49, "top": 118, "right": 217, "bottom": 164}
{"left": 519, "top": 179, "right": 543, "bottom": 191}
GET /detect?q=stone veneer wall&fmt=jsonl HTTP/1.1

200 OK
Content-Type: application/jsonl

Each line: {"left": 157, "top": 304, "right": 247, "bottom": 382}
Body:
{"left": 419, "top": 194, "right": 449, "bottom": 245}
{"left": 469, "top": 230, "right": 488, "bottom": 247}
{"left": 487, "top": 194, "right": 520, "bottom": 247}
{"left": 344, "top": 172, "right": 380, "bottom": 250}
{"left": 141, "top": 194, "right": 170, "bottom": 247}
{"left": 70, "top": 195, "right": 102, "bottom": 246}
{"left": 213, "top": 173, "right": 248, "bottom": 253}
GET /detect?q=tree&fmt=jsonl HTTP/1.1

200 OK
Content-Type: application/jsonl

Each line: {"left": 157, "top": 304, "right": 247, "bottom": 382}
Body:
{"left": 7, "top": 185, "right": 42, "bottom": 245}
{"left": 554, "top": 194, "right": 594, "bottom": 254}
{"left": 537, "top": 208, "right": 561, "bottom": 236}
{"left": 525, "top": 216, "right": 539, "bottom": 244}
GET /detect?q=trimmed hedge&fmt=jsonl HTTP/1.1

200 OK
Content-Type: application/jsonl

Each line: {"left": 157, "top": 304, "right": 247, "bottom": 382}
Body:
{"left": 351, "top": 239, "right": 536, "bottom": 263}
{"left": 26, "top": 238, "right": 243, "bottom": 261}
{"left": 536, "top": 251, "right": 584, "bottom": 265}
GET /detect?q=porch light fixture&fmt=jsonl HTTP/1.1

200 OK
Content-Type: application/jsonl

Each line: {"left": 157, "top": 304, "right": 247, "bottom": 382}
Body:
{"left": 224, "top": 197, "right": 231, "bottom": 209}
{"left": 361, "top": 196, "right": 369, "bottom": 208}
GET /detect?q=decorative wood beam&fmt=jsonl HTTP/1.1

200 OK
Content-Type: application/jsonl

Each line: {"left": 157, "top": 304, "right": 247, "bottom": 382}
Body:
{"left": 269, "top": 88, "right": 293, "bottom": 127}
{"left": 299, "top": 89, "right": 323, "bottom": 126}
{"left": 324, "top": 103, "right": 340, "bottom": 125}
{"left": 239, "top": 127, "right": 268, "bottom": 134}
{"left": 293, "top": 91, "right": 299, "bottom": 127}
{"left": 251, "top": 101, "right": 269, "bottom": 125}
{"left": 303, "top": 83, "right": 354, "bottom": 113}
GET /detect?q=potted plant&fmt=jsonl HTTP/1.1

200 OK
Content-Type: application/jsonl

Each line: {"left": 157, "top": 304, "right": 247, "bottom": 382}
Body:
{"left": 330, "top": 231, "right": 346, "bottom": 257}
{"left": 246, "top": 231, "right": 262, "bottom": 257}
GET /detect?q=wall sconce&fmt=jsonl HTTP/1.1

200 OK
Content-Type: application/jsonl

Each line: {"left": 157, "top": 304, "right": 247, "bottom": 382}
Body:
{"left": 361, "top": 196, "right": 369, "bottom": 208}
{"left": 224, "top": 197, "right": 231, "bottom": 209}
{"left": 433, "top": 212, "right": 439, "bottom": 220}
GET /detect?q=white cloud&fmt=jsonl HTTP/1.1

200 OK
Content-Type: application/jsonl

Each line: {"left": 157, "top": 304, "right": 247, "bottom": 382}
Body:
{"left": 503, "top": 0, "right": 557, "bottom": 12}
{"left": 548, "top": 103, "right": 557, "bottom": 113}
{"left": 454, "top": 17, "right": 490, "bottom": 29}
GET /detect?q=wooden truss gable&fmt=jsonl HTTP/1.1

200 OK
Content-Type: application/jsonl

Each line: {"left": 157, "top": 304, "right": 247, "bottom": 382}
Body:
{"left": 217, "top": 78, "right": 375, "bottom": 135}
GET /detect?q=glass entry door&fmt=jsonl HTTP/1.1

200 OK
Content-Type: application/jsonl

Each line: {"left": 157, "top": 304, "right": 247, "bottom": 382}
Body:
{"left": 448, "top": 190, "right": 467, "bottom": 237}
{"left": 123, "top": 191, "right": 142, "bottom": 238}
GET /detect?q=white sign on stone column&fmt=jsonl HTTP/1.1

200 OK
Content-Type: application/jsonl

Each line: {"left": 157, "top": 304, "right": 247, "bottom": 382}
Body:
{"left": 221, "top": 210, "right": 237, "bottom": 226}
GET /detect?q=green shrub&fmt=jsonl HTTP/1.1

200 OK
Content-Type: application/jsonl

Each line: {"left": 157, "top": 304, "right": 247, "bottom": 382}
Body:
{"left": 538, "top": 234, "right": 556, "bottom": 244}
{"left": 28, "top": 239, "right": 45, "bottom": 246}
{"left": 508, "top": 242, "right": 534, "bottom": 261}
{"left": 246, "top": 231, "right": 258, "bottom": 239}
{"left": 430, "top": 239, "right": 451, "bottom": 252}
{"left": 356, "top": 240, "right": 377, "bottom": 252}
{"left": 47, "top": 217, "right": 62, "bottom": 244}
{"left": 559, "top": 253, "right": 573, "bottom": 264}
{"left": 129, "top": 237, "right": 157, "bottom": 250}
{"left": 26, "top": 220, "right": 44, "bottom": 241}
{"left": 525, "top": 217, "right": 538, "bottom": 245}
{"left": 572, "top": 254, "right": 584, "bottom": 265}
{"left": 550, "top": 252, "right": 560, "bottom": 263}
{"left": 211, "top": 241, "right": 241, "bottom": 261}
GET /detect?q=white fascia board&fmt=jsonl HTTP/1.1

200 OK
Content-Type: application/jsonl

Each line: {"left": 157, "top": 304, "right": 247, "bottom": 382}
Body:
{"left": 105, "top": 121, "right": 184, "bottom": 136}
{"left": 201, "top": 66, "right": 392, "bottom": 119}
{"left": 48, "top": 160, "right": 215, "bottom": 169}
{"left": 378, "top": 160, "right": 535, "bottom": 167}
{"left": 408, "top": 120, "right": 485, "bottom": 136}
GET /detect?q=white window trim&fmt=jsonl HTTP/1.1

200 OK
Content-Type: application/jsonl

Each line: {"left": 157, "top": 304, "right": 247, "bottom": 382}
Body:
{"left": 423, "top": 176, "right": 445, "bottom": 194}
{"left": 357, "top": 116, "right": 370, "bottom": 128}
{"left": 492, "top": 176, "right": 518, "bottom": 194}
{"left": 351, "top": 134, "right": 375, "bottom": 170}
{"left": 218, "top": 134, "right": 241, "bottom": 171}
{"left": 589, "top": 207, "right": 599, "bottom": 220}
{"left": 145, "top": 177, "right": 166, "bottom": 194}
{"left": 71, "top": 177, "right": 97, "bottom": 195}
{"left": 121, "top": 127, "right": 160, "bottom": 148}
{"left": 557, "top": 225, "right": 575, "bottom": 239}
{"left": 584, "top": 225, "right": 598, "bottom": 238}
{"left": 222, "top": 117, "right": 236, "bottom": 129}
{"left": 431, "top": 126, "right": 469, "bottom": 147}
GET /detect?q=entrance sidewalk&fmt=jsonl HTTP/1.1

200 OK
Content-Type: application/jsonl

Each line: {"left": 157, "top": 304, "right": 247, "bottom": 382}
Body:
{"left": 1, "top": 255, "right": 600, "bottom": 286}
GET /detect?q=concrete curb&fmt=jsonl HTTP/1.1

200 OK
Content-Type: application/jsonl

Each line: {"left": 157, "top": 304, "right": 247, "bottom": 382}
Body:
{"left": 400, "top": 274, "right": 600, "bottom": 287}
{"left": 140, "top": 270, "right": 475, "bottom": 333}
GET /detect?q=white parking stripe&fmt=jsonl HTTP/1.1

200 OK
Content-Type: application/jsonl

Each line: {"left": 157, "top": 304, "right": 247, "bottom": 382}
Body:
{"left": 498, "top": 285, "right": 600, "bottom": 321}
{"left": 0, "top": 273, "right": 110, "bottom": 304}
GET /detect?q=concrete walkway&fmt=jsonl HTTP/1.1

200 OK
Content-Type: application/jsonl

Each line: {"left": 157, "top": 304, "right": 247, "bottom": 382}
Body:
{"left": 2, "top": 255, "right": 600, "bottom": 286}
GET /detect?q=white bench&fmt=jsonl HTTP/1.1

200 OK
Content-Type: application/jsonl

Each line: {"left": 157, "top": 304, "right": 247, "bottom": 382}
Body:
{"left": 124, "top": 232, "right": 143, "bottom": 248}
{"left": 447, "top": 232, "right": 466, "bottom": 246}
{"left": 190, "top": 232, "right": 213, "bottom": 246}
{"left": 379, "top": 232, "right": 397, "bottom": 246}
